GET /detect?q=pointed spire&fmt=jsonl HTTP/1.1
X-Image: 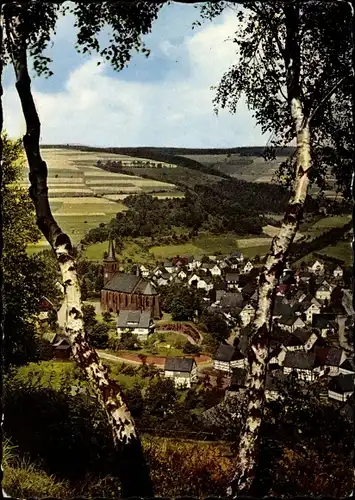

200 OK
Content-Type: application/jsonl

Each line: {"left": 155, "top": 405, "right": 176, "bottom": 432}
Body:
{"left": 106, "top": 238, "right": 116, "bottom": 261}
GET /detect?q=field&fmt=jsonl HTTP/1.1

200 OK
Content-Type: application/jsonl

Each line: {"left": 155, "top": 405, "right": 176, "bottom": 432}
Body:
{"left": 83, "top": 213, "right": 352, "bottom": 266}
{"left": 24, "top": 148, "right": 181, "bottom": 251}
{"left": 182, "top": 153, "right": 341, "bottom": 199}
{"left": 84, "top": 232, "right": 275, "bottom": 263}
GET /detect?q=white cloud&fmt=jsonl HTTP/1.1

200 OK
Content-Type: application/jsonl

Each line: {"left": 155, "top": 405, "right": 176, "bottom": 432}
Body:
{"left": 3, "top": 11, "right": 266, "bottom": 148}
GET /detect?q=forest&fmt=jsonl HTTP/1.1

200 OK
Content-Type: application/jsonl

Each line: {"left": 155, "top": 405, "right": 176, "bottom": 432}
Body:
{"left": 82, "top": 178, "right": 315, "bottom": 245}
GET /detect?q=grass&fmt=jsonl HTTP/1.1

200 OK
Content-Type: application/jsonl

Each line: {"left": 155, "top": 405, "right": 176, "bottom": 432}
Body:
{"left": 318, "top": 241, "right": 352, "bottom": 266}
{"left": 85, "top": 232, "right": 271, "bottom": 263}
{"left": 307, "top": 215, "right": 351, "bottom": 233}
{"left": 241, "top": 244, "right": 271, "bottom": 259}
{"left": 11, "top": 360, "right": 76, "bottom": 390}
{"left": 25, "top": 148, "right": 182, "bottom": 252}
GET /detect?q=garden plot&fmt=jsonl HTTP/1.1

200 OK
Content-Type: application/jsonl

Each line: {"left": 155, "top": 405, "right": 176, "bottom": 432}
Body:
{"left": 91, "top": 186, "right": 143, "bottom": 194}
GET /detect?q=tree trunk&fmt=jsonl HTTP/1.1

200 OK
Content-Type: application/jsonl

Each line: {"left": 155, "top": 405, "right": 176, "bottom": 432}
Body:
{"left": 227, "top": 109, "right": 310, "bottom": 496}
{"left": 226, "top": 3, "right": 311, "bottom": 495}
{"left": 0, "top": 4, "right": 4, "bottom": 498}
{"left": 4, "top": 12, "right": 153, "bottom": 498}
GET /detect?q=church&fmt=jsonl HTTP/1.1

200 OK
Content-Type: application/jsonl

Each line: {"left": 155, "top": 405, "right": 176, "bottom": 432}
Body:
{"left": 100, "top": 240, "right": 161, "bottom": 319}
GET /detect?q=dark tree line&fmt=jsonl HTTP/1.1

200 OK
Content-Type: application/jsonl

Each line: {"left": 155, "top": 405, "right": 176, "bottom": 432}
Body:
{"left": 83, "top": 178, "right": 305, "bottom": 244}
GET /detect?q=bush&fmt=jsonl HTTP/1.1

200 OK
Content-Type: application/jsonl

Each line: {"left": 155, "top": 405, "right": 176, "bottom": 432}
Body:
{"left": 183, "top": 342, "right": 201, "bottom": 355}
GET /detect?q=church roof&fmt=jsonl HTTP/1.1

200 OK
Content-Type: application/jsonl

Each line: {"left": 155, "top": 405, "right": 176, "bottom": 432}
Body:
{"left": 103, "top": 273, "right": 158, "bottom": 295}
{"left": 134, "top": 280, "right": 158, "bottom": 295}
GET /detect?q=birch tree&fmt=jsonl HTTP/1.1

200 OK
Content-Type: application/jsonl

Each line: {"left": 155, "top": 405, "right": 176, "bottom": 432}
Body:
{"left": 1, "top": 1, "right": 162, "bottom": 496}
{"left": 205, "top": 1, "right": 352, "bottom": 495}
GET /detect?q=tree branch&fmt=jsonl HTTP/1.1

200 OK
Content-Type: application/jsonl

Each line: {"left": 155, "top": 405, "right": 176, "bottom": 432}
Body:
{"left": 4, "top": 7, "right": 153, "bottom": 497}
{"left": 309, "top": 77, "right": 346, "bottom": 123}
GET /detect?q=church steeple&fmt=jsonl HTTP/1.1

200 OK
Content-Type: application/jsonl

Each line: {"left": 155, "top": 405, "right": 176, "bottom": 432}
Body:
{"left": 107, "top": 238, "right": 116, "bottom": 261}
{"left": 103, "top": 238, "right": 119, "bottom": 285}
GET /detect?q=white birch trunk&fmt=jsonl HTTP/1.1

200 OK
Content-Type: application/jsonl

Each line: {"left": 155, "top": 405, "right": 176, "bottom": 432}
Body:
{"left": 0, "top": 4, "right": 4, "bottom": 497}
{"left": 4, "top": 11, "right": 153, "bottom": 497}
{"left": 227, "top": 102, "right": 311, "bottom": 496}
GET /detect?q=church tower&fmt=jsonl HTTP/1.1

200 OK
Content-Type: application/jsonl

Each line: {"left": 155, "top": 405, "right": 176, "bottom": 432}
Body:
{"left": 103, "top": 239, "right": 119, "bottom": 285}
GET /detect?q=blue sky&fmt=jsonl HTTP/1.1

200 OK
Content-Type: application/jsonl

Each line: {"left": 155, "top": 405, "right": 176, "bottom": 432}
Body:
{"left": 3, "top": 2, "right": 267, "bottom": 148}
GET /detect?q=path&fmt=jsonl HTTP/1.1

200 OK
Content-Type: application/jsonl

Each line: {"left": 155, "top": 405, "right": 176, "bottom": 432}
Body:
{"left": 98, "top": 350, "right": 213, "bottom": 370}
{"left": 98, "top": 351, "right": 143, "bottom": 367}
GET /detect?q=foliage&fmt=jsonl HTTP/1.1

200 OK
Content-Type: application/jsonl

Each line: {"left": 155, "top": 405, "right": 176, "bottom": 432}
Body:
{"left": 212, "top": 1, "right": 353, "bottom": 198}
{"left": 83, "top": 178, "right": 293, "bottom": 244}
{"left": 81, "top": 303, "right": 109, "bottom": 348}
{"left": 2, "top": 134, "right": 61, "bottom": 369}
{"left": 120, "top": 331, "right": 141, "bottom": 350}
{"left": 183, "top": 342, "right": 201, "bottom": 355}
{"left": 89, "top": 322, "right": 109, "bottom": 349}
{"left": 102, "top": 311, "right": 113, "bottom": 323}
{"left": 201, "top": 310, "right": 230, "bottom": 341}
{"left": 161, "top": 284, "right": 201, "bottom": 321}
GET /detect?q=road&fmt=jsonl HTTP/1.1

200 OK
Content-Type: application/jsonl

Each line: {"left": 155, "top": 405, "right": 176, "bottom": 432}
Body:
{"left": 98, "top": 351, "right": 145, "bottom": 366}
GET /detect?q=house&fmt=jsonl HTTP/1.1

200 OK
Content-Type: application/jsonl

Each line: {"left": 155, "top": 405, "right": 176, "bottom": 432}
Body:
{"left": 116, "top": 310, "right": 155, "bottom": 340}
{"left": 210, "top": 264, "right": 222, "bottom": 277}
{"left": 38, "top": 296, "right": 55, "bottom": 322}
{"left": 302, "top": 302, "right": 321, "bottom": 323}
{"left": 316, "top": 283, "right": 332, "bottom": 302}
{"left": 296, "top": 270, "right": 312, "bottom": 283}
{"left": 188, "top": 273, "right": 201, "bottom": 287}
{"left": 191, "top": 256, "right": 202, "bottom": 270}
{"left": 200, "top": 262, "right": 214, "bottom": 273}
{"left": 277, "top": 315, "right": 306, "bottom": 333}
{"left": 197, "top": 278, "right": 214, "bottom": 292}
{"left": 231, "top": 251, "right": 244, "bottom": 262}
{"left": 314, "top": 347, "right": 347, "bottom": 376}
{"left": 276, "top": 284, "right": 289, "bottom": 296}
{"left": 164, "top": 357, "right": 198, "bottom": 388}
{"left": 50, "top": 333, "right": 71, "bottom": 360}
{"left": 152, "top": 266, "right": 165, "bottom": 277}
{"left": 333, "top": 265, "right": 344, "bottom": 278}
{"left": 242, "top": 261, "right": 254, "bottom": 274}
{"left": 283, "top": 328, "right": 315, "bottom": 352}
{"left": 138, "top": 264, "right": 150, "bottom": 278}
{"left": 309, "top": 260, "right": 325, "bottom": 275}
{"left": 225, "top": 272, "right": 240, "bottom": 290}
{"left": 164, "top": 261, "right": 175, "bottom": 274}
{"left": 283, "top": 351, "right": 317, "bottom": 381}
{"left": 328, "top": 374, "right": 354, "bottom": 402}
{"left": 339, "top": 358, "right": 355, "bottom": 375}
{"left": 268, "top": 344, "right": 287, "bottom": 367}
{"left": 177, "top": 269, "right": 188, "bottom": 280}
{"left": 312, "top": 314, "right": 337, "bottom": 338}
{"left": 215, "top": 289, "right": 227, "bottom": 303}
{"left": 213, "top": 343, "right": 246, "bottom": 373}
{"left": 219, "top": 292, "right": 244, "bottom": 312}
{"left": 273, "top": 297, "right": 293, "bottom": 319}
{"left": 157, "top": 276, "right": 170, "bottom": 287}
{"left": 240, "top": 303, "right": 255, "bottom": 326}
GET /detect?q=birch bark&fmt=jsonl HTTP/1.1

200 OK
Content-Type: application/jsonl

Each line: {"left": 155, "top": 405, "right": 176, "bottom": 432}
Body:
{"left": 4, "top": 9, "right": 153, "bottom": 497}
{"left": 227, "top": 3, "right": 312, "bottom": 496}
{"left": 0, "top": 3, "right": 4, "bottom": 498}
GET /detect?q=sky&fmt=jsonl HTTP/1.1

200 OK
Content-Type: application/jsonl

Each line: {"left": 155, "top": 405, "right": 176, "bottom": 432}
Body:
{"left": 3, "top": 2, "right": 267, "bottom": 148}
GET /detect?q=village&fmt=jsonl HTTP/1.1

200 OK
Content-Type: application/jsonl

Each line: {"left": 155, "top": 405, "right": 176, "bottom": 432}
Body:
{"left": 43, "top": 240, "right": 355, "bottom": 410}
